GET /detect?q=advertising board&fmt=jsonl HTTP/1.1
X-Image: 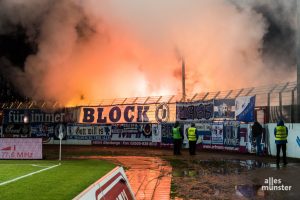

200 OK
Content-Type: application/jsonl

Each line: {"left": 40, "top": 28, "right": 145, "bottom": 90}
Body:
{"left": 73, "top": 166, "right": 135, "bottom": 200}
{"left": 0, "top": 138, "right": 42, "bottom": 159}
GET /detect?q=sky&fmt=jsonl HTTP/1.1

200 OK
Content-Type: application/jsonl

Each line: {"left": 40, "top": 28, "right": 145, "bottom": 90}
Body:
{"left": 0, "top": 0, "right": 297, "bottom": 105}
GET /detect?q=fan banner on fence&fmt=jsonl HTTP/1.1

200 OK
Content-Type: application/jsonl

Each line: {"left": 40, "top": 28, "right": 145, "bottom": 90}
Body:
{"left": 214, "top": 99, "right": 235, "bottom": 119}
{"left": 235, "top": 96, "right": 256, "bottom": 122}
{"left": 223, "top": 125, "right": 240, "bottom": 151}
{"left": 79, "top": 104, "right": 171, "bottom": 124}
{"left": 2, "top": 108, "right": 80, "bottom": 124}
{"left": 2, "top": 124, "right": 31, "bottom": 137}
{"left": 211, "top": 124, "right": 224, "bottom": 145}
{"left": 152, "top": 124, "right": 161, "bottom": 143}
{"left": 195, "top": 123, "right": 212, "bottom": 145}
{"left": 176, "top": 100, "right": 214, "bottom": 122}
{"left": 161, "top": 123, "right": 174, "bottom": 144}
{"left": 110, "top": 123, "right": 153, "bottom": 142}
{"left": 67, "top": 124, "right": 111, "bottom": 141}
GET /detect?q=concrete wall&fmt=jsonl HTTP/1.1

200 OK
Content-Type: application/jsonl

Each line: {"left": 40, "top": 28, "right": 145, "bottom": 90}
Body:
{"left": 266, "top": 123, "right": 300, "bottom": 159}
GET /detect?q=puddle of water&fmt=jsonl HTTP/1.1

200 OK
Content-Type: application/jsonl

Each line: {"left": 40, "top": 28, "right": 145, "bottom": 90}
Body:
{"left": 172, "top": 159, "right": 272, "bottom": 177}
{"left": 235, "top": 184, "right": 265, "bottom": 198}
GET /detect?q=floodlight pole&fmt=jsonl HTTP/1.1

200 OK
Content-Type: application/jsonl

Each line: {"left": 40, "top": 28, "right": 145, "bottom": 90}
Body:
{"left": 182, "top": 58, "right": 186, "bottom": 102}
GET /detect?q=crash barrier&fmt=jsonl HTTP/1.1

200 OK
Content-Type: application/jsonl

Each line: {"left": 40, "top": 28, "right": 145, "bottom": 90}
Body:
{"left": 0, "top": 138, "right": 42, "bottom": 159}
{"left": 73, "top": 166, "right": 135, "bottom": 200}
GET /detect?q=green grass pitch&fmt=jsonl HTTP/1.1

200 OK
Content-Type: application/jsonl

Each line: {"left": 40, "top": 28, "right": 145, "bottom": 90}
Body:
{"left": 0, "top": 160, "right": 115, "bottom": 200}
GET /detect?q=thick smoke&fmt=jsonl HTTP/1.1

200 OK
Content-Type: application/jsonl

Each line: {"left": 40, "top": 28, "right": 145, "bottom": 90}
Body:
{"left": 0, "top": 0, "right": 297, "bottom": 104}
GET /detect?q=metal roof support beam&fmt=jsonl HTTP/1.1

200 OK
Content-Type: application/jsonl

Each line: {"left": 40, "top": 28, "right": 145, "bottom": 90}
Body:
{"left": 168, "top": 95, "right": 175, "bottom": 103}
{"left": 191, "top": 93, "right": 198, "bottom": 101}
{"left": 132, "top": 97, "right": 139, "bottom": 104}
{"left": 213, "top": 91, "right": 220, "bottom": 100}
{"left": 224, "top": 90, "right": 233, "bottom": 99}
{"left": 202, "top": 92, "right": 209, "bottom": 101}
{"left": 245, "top": 87, "right": 255, "bottom": 96}
{"left": 121, "top": 98, "right": 127, "bottom": 105}
{"left": 17, "top": 102, "right": 22, "bottom": 109}
{"left": 144, "top": 96, "right": 150, "bottom": 104}
{"left": 235, "top": 89, "right": 244, "bottom": 98}
{"left": 155, "top": 96, "right": 162, "bottom": 104}
{"left": 111, "top": 99, "right": 116, "bottom": 106}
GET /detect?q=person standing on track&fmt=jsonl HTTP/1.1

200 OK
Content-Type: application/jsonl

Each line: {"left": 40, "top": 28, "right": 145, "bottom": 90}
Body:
{"left": 252, "top": 121, "right": 263, "bottom": 156}
{"left": 274, "top": 119, "right": 288, "bottom": 168}
{"left": 187, "top": 123, "right": 197, "bottom": 155}
{"left": 172, "top": 121, "right": 183, "bottom": 155}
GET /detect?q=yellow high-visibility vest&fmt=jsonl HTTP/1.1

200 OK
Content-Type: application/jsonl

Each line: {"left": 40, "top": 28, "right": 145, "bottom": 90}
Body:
{"left": 275, "top": 126, "right": 287, "bottom": 141}
{"left": 187, "top": 127, "right": 197, "bottom": 141}
{"left": 172, "top": 128, "right": 182, "bottom": 139}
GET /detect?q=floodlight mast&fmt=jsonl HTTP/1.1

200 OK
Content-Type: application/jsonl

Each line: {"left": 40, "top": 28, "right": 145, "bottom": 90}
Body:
{"left": 182, "top": 58, "right": 186, "bottom": 102}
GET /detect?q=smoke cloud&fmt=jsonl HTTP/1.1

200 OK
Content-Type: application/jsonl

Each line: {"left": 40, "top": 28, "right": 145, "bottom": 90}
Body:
{"left": 0, "top": 0, "right": 297, "bottom": 104}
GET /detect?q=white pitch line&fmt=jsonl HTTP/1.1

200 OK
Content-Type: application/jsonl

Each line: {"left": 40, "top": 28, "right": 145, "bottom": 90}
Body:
{"left": 0, "top": 163, "right": 61, "bottom": 186}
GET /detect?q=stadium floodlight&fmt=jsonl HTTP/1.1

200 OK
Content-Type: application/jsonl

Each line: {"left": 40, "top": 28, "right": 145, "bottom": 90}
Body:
{"left": 23, "top": 115, "right": 29, "bottom": 124}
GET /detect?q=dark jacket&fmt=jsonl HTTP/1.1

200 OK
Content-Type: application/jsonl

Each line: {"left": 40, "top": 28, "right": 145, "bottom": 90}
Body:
{"left": 274, "top": 120, "right": 288, "bottom": 144}
{"left": 252, "top": 122, "right": 263, "bottom": 138}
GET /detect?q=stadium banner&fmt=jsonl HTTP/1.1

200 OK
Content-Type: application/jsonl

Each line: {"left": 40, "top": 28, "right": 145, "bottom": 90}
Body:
{"left": 211, "top": 124, "right": 224, "bottom": 146}
{"left": 161, "top": 123, "right": 175, "bottom": 144}
{"left": 67, "top": 124, "right": 111, "bottom": 141}
{"left": 79, "top": 104, "right": 172, "bottom": 124}
{"left": 213, "top": 99, "right": 235, "bottom": 119}
{"left": 110, "top": 123, "right": 152, "bottom": 142}
{"left": 176, "top": 100, "right": 214, "bottom": 122}
{"left": 31, "top": 123, "right": 55, "bottom": 138}
{"left": 152, "top": 124, "right": 161, "bottom": 143}
{"left": 0, "top": 138, "right": 42, "bottom": 159}
{"left": 92, "top": 140, "right": 159, "bottom": 147}
{"left": 2, "top": 123, "right": 31, "bottom": 138}
{"left": 235, "top": 96, "right": 256, "bottom": 122}
{"left": 239, "top": 124, "right": 250, "bottom": 153}
{"left": 223, "top": 125, "right": 240, "bottom": 151}
{"left": 74, "top": 166, "right": 135, "bottom": 200}
{"left": 2, "top": 108, "right": 80, "bottom": 124}
{"left": 196, "top": 123, "right": 212, "bottom": 149}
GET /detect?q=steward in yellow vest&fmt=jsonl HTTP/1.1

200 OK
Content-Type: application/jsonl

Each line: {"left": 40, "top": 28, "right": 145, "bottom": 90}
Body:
{"left": 187, "top": 123, "right": 198, "bottom": 155}
{"left": 172, "top": 121, "right": 183, "bottom": 155}
{"left": 274, "top": 119, "right": 288, "bottom": 167}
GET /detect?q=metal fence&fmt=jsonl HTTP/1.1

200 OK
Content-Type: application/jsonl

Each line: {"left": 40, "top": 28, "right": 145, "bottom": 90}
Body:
{"left": 0, "top": 81, "right": 298, "bottom": 123}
